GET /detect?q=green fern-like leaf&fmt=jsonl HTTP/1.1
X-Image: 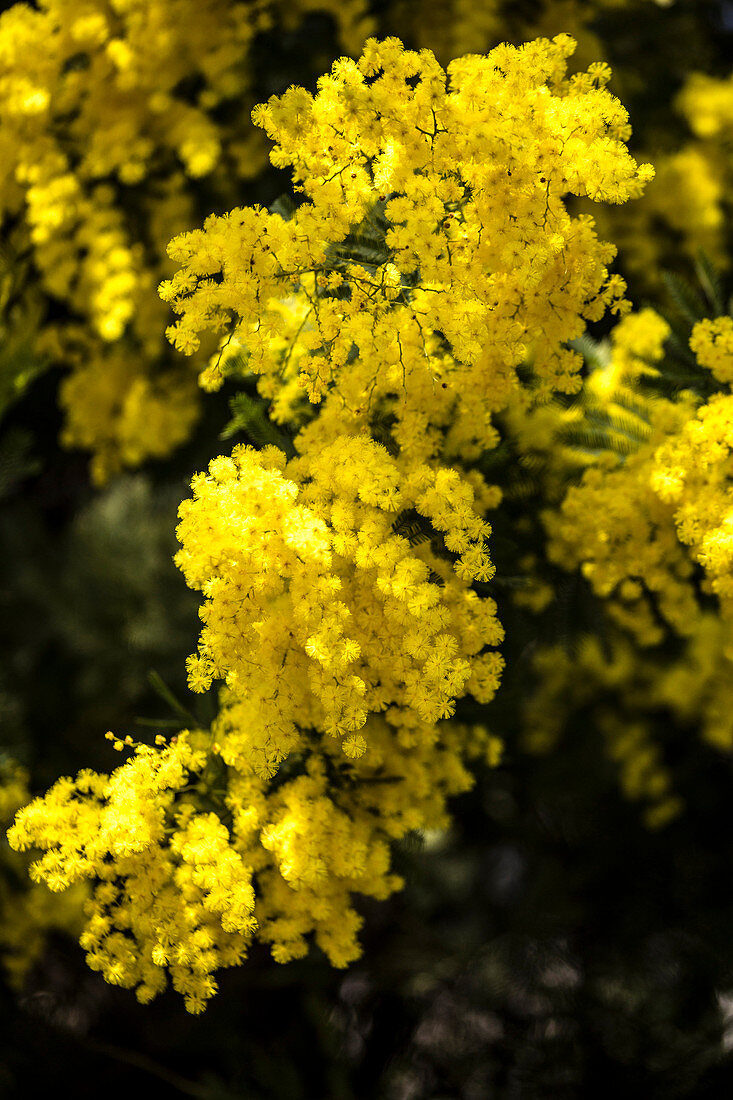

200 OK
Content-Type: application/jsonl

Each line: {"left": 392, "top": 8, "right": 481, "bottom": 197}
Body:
{"left": 269, "top": 193, "right": 298, "bottom": 221}
{"left": 568, "top": 333, "right": 611, "bottom": 372}
{"left": 391, "top": 509, "right": 433, "bottom": 547}
{"left": 0, "top": 245, "right": 49, "bottom": 418}
{"left": 694, "top": 250, "right": 726, "bottom": 316}
{"left": 0, "top": 428, "right": 40, "bottom": 500}
{"left": 662, "top": 271, "right": 707, "bottom": 328}
{"left": 221, "top": 391, "right": 294, "bottom": 455}
{"left": 559, "top": 424, "right": 641, "bottom": 458}
{"left": 326, "top": 200, "right": 394, "bottom": 274}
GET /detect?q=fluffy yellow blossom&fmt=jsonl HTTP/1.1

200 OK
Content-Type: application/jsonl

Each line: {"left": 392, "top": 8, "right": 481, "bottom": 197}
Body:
{"left": 7, "top": 732, "right": 255, "bottom": 1013}
{"left": 163, "top": 35, "right": 652, "bottom": 447}
{"left": 0, "top": 0, "right": 273, "bottom": 474}
{"left": 546, "top": 431, "right": 699, "bottom": 646}
{"left": 58, "top": 345, "right": 200, "bottom": 483}
{"left": 0, "top": 761, "right": 86, "bottom": 988}
{"left": 9, "top": 713, "right": 502, "bottom": 1011}
{"left": 602, "top": 308, "right": 671, "bottom": 386}
{"left": 175, "top": 439, "right": 503, "bottom": 769}
{"left": 678, "top": 71, "right": 733, "bottom": 141}
{"left": 531, "top": 303, "right": 733, "bottom": 823}
{"left": 652, "top": 392, "right": 733, "bottom": 615}
{"left": 543, "top": 312, "right": 702, "bottom": 645}
{"left": 689, "top": 316, "right": 733, "bottom": 386}
{"left": 0, "top": 0, "right": 370, "bottom": 476}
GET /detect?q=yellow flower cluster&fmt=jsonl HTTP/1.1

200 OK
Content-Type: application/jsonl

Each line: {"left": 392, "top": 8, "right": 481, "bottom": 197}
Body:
{"left": 601, "top": 307, "right": 672, "bottom": 386}
{"left": 528, "top": 305, "right": 733, "bottom": 819}
{"left": 678, "top": 70, "right": 733, "bottom": 143}
{"left": 653, "top": 390, "right": 733, "bottom": 617}
{"left": 176, "top": 439, "right": 503, "bottom": 769}
{"left": 0, "top": 0, "right": 279, "bottom": 476}
{"left": 0, "top": 760, "right": 86, "bottom": 988}
{"left": 58, "top": 348, "right": 200, "bottom": 478}
{"left": 0, "top": 0, "right": 371, "bottom": 480}
{"left": 8, "top": 715, "right": 499, "bottom": 1011}
{"left": 162, "top": 35, "right": 652, "bottom": 443}
{"left": 8, "top": 733, "right": 255, "bottom": 1013}
{"left": 689, "top": 316, "right": 733, "bottom": 385}
{"left": 546, "top": 438, "right": 697, "bottom": 645}
{"left": 544, "top": 311, "right": 701, "bottom": 645}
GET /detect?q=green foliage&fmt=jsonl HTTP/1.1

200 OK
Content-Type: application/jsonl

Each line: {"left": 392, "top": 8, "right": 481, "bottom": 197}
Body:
{"left": 0, "top": 247, "right": 48, "bottom": 420}
{"left": 221, "top": 390, "right": 296, "bottom": 456}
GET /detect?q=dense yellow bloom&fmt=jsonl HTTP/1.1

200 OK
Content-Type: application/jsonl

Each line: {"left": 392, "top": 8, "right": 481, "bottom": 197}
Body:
{"left": 162, "top": 35, "right": 652, "bottom": 445}
{"left": 0, "top": 761, "right": 86, "bottom": 988}
{"left": 176, "top": 440, "right": 503, "bottom": 770}
{"left": 678, "top": 70, "right": 733, "bottom": 141}
{"left": 689, "top": 316, "right": 733, "bottom": 385}
{"left": 0, "top": 0, "right": 279, "bottom": 475}
{"left": 653, "top": 392, "right": 733, "bottom": 615}
{"left": 546, "top": 434, "right": 698, "bottom": 646}
{"left": 8, "top": 715, "right": 500, "bottom": 1011}
{"left": 543, "top": 311, "right": 702, "bottom": 644}
{"left": 8, "top": 733, "right": 254, "bottom": 1012}
{"left": 58, "top": 345, "right": 199, "bottom": 484}
{"left": 603, "top": 308, "right": 672, "bottom": 386}
{"left": 0, "top": 0, "right": 375, "bottom": 478}
{"left": 533, "top": 305, "right": 733, "bottom": 814}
